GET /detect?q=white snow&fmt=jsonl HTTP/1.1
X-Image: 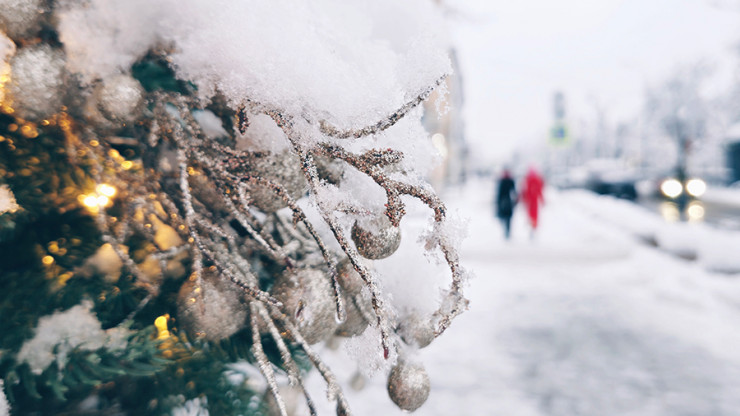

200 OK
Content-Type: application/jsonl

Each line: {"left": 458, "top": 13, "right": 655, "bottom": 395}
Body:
{"left": 58, "top": 0, "right": 451, "bottom": 131}
{"left": 0, "top": 185, "right": 18, "bottom": 214}
{"left": 16, "top": 300, "right": 130, "bottom": 374}
{"left": 0, "top": 380, "right": 8, "bottom": 416}
{"left": 303, "top": 178, "right": 740, "bottom": 415}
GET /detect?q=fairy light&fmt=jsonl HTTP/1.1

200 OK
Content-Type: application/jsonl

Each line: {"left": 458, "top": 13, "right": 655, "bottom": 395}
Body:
{"left": 41, "top": 255, "right": 54, "bottom": 265}
{"left": 154, "top": 315, "right": 171, "bottom": 340}
{"left": 82, "top": 195, "right": 98, "bottom": 208}
{"left": 96, "top": 183, "right": 117, "bottom": 197}
{"left": 80, "top": 183, "right": 117, "bottom": 212}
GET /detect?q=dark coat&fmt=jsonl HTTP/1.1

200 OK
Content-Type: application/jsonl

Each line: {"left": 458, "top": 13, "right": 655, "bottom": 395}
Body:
{"left": 496, "top": 175, "right": 516, "bottom": 218}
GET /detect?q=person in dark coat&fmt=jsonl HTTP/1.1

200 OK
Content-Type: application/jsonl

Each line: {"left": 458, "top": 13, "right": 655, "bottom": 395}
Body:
{"left": 495, "top": 169, "right": 517, "bottom": 240}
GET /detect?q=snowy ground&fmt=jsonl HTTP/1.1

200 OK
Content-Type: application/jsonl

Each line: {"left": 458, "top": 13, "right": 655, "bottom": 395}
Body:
{"left": 304, "top": 178, "right": 740, "bottom": 416}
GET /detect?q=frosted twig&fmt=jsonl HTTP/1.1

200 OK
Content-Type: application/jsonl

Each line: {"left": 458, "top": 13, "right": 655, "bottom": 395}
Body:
{"left": 250, "top": 303, "right": 288, "bottom": 416}
{"left": 267, "top": 122, "right": 393, "bottom": 358}
{"left": 255, "top": 303, "right": 318, "bottom": 416}
{"left": 268, "top": 305, "right": 353, "bottom": 416}
{"left": 317, "top": 75, "right": 448, "bottom": 139}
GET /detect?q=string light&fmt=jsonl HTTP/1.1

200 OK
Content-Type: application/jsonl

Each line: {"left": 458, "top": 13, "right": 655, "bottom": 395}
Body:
{"left": 154, "top": 315, "right": 171, "bottom": 340}
{"left": 96, "top": 183, "right": 117, "bottom": 197}
{"left": 80, "top": 183, "right": 118, "bottom": 212}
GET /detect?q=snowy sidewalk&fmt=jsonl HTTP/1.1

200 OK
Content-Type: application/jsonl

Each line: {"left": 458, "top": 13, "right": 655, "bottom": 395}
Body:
{"left": 307, "top": 179, "right": 740, "bottom": 416}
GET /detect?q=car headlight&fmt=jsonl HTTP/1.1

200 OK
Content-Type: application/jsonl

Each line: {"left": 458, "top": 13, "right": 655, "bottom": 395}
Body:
{"left": 685, "top": 178, "right": 706, "bottom": 197}
{"left": 660, "top": 178, "right": 682, "bottom": 198}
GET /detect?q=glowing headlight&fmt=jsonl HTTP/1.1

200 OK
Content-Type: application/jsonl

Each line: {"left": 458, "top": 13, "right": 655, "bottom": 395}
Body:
{"left": 660, "top": 179, "right": 682, "bottom": 198}
{"left": 685, "top": 178, "right": 706, "bottom": 197}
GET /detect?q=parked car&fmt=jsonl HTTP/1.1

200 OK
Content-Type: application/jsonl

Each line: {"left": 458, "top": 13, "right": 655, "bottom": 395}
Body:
{"left": 585, "top": 171, "right": 638, "bottom": 201}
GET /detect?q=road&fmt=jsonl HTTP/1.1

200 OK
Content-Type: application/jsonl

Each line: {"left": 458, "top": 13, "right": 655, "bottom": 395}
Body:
{"left": 636, "top": 195, "right": 740, "bottom": 230}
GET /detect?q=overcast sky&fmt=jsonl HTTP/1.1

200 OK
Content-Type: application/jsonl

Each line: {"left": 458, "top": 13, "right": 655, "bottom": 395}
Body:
{"left": 451, "top": 0, "right": 740, "bottom": 163}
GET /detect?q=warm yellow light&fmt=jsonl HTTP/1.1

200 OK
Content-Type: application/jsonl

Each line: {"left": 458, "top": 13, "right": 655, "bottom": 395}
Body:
{"left": 96, "top": 195, "right": 110, "bottom": 206}
{"left": 41, "top": 255, "right": 54, "bottom": 265}
{"left": 121, "top": 160, "right": 133, "bottom": 170}
{"left": 154, "top": 315, "right": 171, "bottom": 340}
{"left": 96, "top": 183, "right": 117, "bottom": 197}
{"left": 82, "top": 195, "right": 98, "bottom": 208}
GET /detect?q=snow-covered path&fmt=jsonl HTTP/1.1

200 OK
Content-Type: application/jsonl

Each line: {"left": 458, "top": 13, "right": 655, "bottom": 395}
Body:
{"left": 308, "top": 179, "right": 740, "bottom": 416}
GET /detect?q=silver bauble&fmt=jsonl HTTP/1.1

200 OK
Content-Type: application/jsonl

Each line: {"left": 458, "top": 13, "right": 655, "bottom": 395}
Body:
{"left": 96, "top": 74, "right": 144, "bottom": 124}
{"left": 245, "top": 151, "right": 307, "bottom": 213}
{"left": 177, "top": 271, "right": 248, "bottom": 341}
{"left": 313, "top": 153, "right": 343, "bottom": 184}
{"left": 387, "top": 360, "right": 431, "bottom": 412}
{"left": 336, "top": 257, "right": 364, "bottom": 296}
{"left": 7, "top": 45, "right": 65, "bottom": 120}
{"left": 335, "top": 292, "right": 371, "bottom": 337}
{"left": 0, "top": 0, "right": 44, "bottom": 40}
{"left": 351, "top": 216, "right": 401, "bottom": 260}
{"left": 398, "top": 312, "right": 435, "bottom": 349}
{"left": 271, "top": 269, "right": 338, "bottom": 345}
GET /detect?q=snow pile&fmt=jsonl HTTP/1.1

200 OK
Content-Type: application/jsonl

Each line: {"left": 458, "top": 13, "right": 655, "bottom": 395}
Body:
{"left": 0, "top": 185, "right": 18, "bottom": 214}
{"left": 58, "top": 0, "right": 451, "bottom": 130}
{"left": 16, "top": 301, "right": 129, "bottom": 374}
{"left": 567, "top": 190, "right": 740, "bottom": 273}
{"left": 0, "top": 380, "right": 8, "bottom": 416}
{"left": 171, "top": 396, "right": 209, "bottom": 416}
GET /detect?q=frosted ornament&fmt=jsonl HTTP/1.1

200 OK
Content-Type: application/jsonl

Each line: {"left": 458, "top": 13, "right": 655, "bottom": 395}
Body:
{"left": 351, "top": 216, "right": 401, "bottom": 260}
{"left": 95, "top": 74, "right": 144, "bottom": 124}
{"left": 335, "top": 292, "right": 371, "bottom": 337}
{"left": 336, "top": 257, "right": 364, "bottom": 296}
{"left": 176, "top": 271, "right": 248, "bottom": 341}
{"left": 398, "top": 312, "right": 435, "bottom": 349}
{"left": 387, "top": 360, "right": 430, "bottom": 412}
{"left": 244, "top": 151, "right": 307, "bottom": 213}
{"left": 7, "top": 45, "right": 66, "bottom": 120}
{"left": 0, "top": 0, "right": 44, "bottom": 41}
{"left": 313, "top": 153, "right": 344, "bottom": 185}
{"left": 271, "top": 268, "right": 338, "bottom": 345}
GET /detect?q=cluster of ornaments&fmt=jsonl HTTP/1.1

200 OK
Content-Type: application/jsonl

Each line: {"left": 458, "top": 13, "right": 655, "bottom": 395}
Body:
{"left": 1, "top": 2, "right": 437, "bottom": 412}
{"left": 0, "top": 1, "right": 144, "bottom": 128}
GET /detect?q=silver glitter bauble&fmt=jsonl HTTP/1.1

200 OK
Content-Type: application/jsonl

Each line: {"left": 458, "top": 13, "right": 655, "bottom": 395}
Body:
{"left": 245, "top": 151, "right": 307, "bottom": 213}
{"left": 313, "top": 153, "right": 343, "bottom": 185}
{"left": 398, "top": 312, "right": 435, "bottom": 349}
{"left": 177, "top": 271, "right": 248, "bottom": 341}
{"left": 95, "top": 74, "right": 144, "bottom": 124}
{"left": 271, "top": 269, "right": 338, "bottom": 345}
{"left": 335, "top": 292, "right": 371, "bottom": 337}
{"left": 0, "top": 0, "right": 44, "bottom": 40}
{"left": 7, "top": 45, "right": 66, "bottom": 120}
{"left": 336, "top": 257, "right": 364, "bottom": 296}
{"left": 351, "top": 216, "right": 401, "bottom": 260}
{"left": 263, "top": 384, "right": 301, "bottom": 416}
{"left": 387, "top": 360, "right": 430, "bottom": 412}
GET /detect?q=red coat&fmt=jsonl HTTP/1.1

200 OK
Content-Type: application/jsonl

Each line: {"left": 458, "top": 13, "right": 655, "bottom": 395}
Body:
{"left": 521, "top": 169, "right": 544, "bottom": 228}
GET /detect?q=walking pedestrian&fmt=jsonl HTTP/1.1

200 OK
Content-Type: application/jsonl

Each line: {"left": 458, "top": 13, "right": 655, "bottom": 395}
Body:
{"left": 520, "top": 166, "right": 545, "bottom": 235}
{"left": 495, "top": 168, "right": 517, "bottom": 240}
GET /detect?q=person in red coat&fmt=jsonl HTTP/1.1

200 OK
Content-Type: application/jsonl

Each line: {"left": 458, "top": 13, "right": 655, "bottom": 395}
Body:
{"left": 520, "top": 167, "right": 545, "bottom": 232}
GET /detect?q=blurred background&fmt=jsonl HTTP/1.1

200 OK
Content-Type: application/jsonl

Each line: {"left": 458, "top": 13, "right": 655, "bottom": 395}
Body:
{"left": 351, "top": 0, "right": 740, "bottom": 414}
